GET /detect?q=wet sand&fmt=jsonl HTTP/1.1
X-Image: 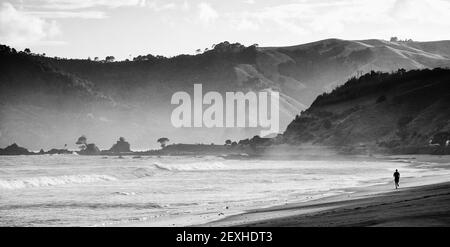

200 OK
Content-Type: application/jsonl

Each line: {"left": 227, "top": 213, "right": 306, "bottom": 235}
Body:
{"left": 199, "top": 174, "right": 450, "bottom": 227}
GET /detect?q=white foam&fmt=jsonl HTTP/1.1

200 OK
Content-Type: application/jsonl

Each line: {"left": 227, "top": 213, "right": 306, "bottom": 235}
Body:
{"left": 0, "top": 174, "right": 117, "bottom": 190}
{"left": 153, "top": 162, "right": 228, "bottom": 171}
{"left": 112, "top": 191, "right": 137, "bottom": 196}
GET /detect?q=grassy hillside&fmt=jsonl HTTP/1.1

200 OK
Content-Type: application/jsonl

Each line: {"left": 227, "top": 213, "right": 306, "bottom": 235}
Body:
{"left": 0, "top": 45, "right": 117, "bottom": 149}
{"left": 283, "top": 68, "right": 450, "bottom": 154}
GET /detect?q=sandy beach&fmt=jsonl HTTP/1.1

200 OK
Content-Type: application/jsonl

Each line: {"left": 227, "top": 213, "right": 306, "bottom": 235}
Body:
{"left": 110, "top": 155, "right": 450, "bottom": 227}
{"left": 200, "top": 172, "right": 450, "bottom": 227}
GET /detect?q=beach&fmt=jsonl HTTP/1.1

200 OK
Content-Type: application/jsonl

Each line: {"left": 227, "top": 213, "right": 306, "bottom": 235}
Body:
{"left": 200, "top": 173, "right": 450, "bottom": 227}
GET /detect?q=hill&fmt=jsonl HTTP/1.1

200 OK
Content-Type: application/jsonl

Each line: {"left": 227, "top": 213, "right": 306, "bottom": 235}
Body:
{"left": 1, "top": 38, "right": 450, "bottom": 150}
{"left": 282, "top": 68, "right": 450, "bottom": 154}
{"left": 0, "top": 45, "right": 114, "bottom": 149}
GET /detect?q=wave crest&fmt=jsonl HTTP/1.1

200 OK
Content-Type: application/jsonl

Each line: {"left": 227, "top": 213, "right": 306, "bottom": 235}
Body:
{"left": 0, "top": 174, "right": 117, "bottom": 190}
{"left": 153, "top": 162, "right": 228, "bottom": 171}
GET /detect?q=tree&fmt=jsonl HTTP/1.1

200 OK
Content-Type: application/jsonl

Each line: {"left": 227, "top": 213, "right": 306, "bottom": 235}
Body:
{"left": 105, "top": 56, "right": 115, "bottom": 62}
{"left": 76, "top": 135, "right": 87, "bottom": 149}
{"left": 24, "top": 48, "right": 31, "bottom": 54}
{"left": 225, "top": 140, "right": 232, "bottom": 146}
{"left": 390, "top": 37, "right": 398, "bottom": 42}
{"left": 157, "top": 137, "right": 170, "bottom": 148}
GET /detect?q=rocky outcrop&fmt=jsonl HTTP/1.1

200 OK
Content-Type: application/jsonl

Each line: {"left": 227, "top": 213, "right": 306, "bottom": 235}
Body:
{"left": 78, "top": 143, "right": 100, "bottom": 155}
{"left": 109, "top": 137, "right": 131, "bottom": 153}
{"left": 0, "top": 143, "right": 32, "bottom": 155}
{"left": 75, "top": 135, "right": 101, "bottom": 155}
{"left": 46, "top": 148, "right": 73, "bottom": 155}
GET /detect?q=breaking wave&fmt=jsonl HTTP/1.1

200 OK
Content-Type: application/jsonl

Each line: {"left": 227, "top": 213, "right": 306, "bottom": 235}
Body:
{"left": 0, "top": 174, "right": 117, "bottom": 190}
{"left": 153, "top": 162, "right": 228, "bottom": 171}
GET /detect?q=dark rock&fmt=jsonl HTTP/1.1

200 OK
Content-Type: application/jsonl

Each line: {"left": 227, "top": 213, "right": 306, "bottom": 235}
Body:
{"left": 0, "top": 143, "right": 32, "bottom": 155}
{"left": 78, "top": 143, "right": 100, "bottom": 155}
{"left": 46, "top": 148, "right": 72, "bottom": 155}
{"left": 109, "top": 137, "right": 131, "bottom": 153}
{"left": 75, "top": 135, "right": 100, "bottom": 155}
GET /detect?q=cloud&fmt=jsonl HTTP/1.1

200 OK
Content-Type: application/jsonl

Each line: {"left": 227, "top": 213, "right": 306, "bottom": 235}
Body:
{"left": 146, "top": 1, "right": 177, "bottom": 12}
{"left": 182, "top": 0, "right": 190, "bottom": 11}
{"left": 23, "top": 0, "right": 182, "bottom": 19}
{"left": 390, "top": 0, "right": 450, "bottom": 24}
{"left": 30, "top": 0, "right": 144, "bottom": 10}
{"left": 0, "top": 2, "right": 60, "bottom": 46}
{"left": 99, "top": 116, "right": 110, "bottom": 122}
{"left": 198, "top": 2, "right": 218, "bottom": 24}
{"left": 26, "top": 10, "right": 107, "bottom": 19}
{"left": 229, "top": 0, "right": 450, "bottom": 36}
{"left": 235, "top": 18, "right": 259, "bottom": 31}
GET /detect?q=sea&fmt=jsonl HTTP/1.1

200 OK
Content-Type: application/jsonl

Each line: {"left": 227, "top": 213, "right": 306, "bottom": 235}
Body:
{"left": 0, "top": 154, "right": 448, "bottom": 226}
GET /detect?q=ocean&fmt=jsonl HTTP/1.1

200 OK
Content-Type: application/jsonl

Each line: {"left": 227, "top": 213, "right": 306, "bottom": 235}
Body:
{"left": 0, "top": 154, "right": 448, "bottom": 226}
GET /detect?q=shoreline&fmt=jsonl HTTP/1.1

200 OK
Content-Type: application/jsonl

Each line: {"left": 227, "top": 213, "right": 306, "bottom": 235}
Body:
{"left": 198, "top": 174, "right": 450, "bottom": 227}
{"left": 114, "top": 155, "right": 450, "bottom": 227}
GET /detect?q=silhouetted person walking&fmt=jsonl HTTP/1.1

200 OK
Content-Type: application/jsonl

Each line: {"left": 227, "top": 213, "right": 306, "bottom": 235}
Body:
{"left": 393, "top": 169, "right": 400, "bottom": 189}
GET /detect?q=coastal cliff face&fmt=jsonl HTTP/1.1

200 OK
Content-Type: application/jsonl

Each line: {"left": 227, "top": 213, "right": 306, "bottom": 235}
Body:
{"left": 1, "top": 39, "right": 450, "bottom": 150}
{"left": 282, "top": 68, "right": 450, "bottom": 154}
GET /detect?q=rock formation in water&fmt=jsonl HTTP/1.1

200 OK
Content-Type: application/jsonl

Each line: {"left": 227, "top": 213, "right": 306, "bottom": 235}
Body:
{"left": 0, "top": 143, "right": 32, "bottom": 155}
{"left": 109, "top": 137, "right": 131, "bottom": 153}
{"left": 46, "top": 148, "right": 73, "bottom": 155}
{"left": 79, "top": 144, "right": 100, "bottom": 155}
{"left": 76, "top": 135, "right": 100, "bottom": 155}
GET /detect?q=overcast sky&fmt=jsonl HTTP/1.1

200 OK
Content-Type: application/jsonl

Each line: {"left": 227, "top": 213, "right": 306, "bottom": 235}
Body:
{"left": 1, "top": 0, "right": 450, "bottom": 60}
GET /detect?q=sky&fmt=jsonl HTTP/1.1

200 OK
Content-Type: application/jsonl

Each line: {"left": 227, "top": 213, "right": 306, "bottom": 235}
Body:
{"left": 1, "top": 0, "right": 450, "bottom": 60}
